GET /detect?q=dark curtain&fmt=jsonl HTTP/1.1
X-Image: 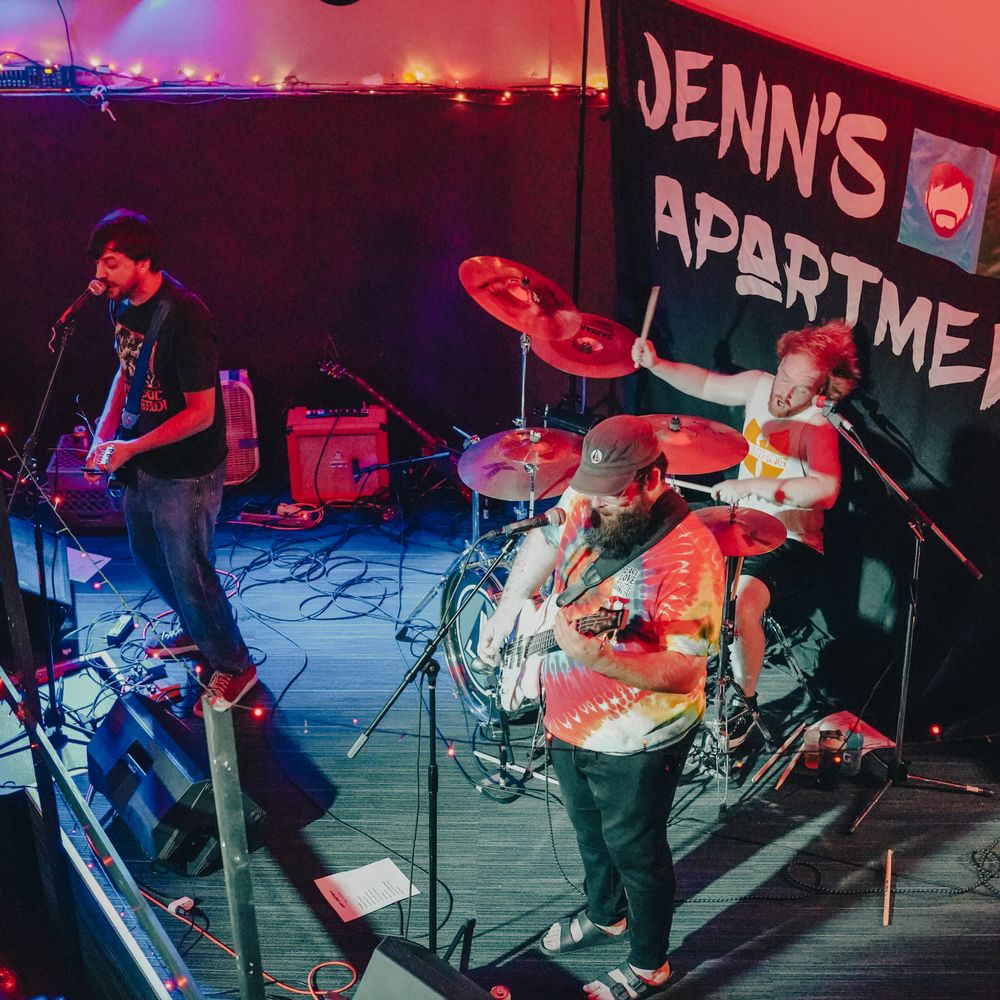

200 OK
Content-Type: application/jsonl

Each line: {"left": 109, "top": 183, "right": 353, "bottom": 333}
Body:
{"left": 601, "top": 0, "right": 1000, "bottom": 730}
{"left": 0, "top": 91, "right": 613, "bottom": 488}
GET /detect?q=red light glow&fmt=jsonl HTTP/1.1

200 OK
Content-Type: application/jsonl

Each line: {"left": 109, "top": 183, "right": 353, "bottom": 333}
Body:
{"left": 253, "top": 707, "right": 265, "bottom": 719}
{"left": 0, "top": 965, "right": 18, "bottom": 992}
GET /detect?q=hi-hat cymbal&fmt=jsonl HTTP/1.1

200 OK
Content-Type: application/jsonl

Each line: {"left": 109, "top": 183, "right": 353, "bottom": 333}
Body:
{"left": 531, "top": 313, "right": 637, "bottom": 378}
{"left": 694, "top": 506, "right": 787, "bottom": 557}
{"left": 457, "top": 427, "right": 582, "bottom": 501}
{"left": 459, "top": 256, "right": 581, "bottom": 341}
{"left": 647, "top": 414, "right": 748, "bottom": 475}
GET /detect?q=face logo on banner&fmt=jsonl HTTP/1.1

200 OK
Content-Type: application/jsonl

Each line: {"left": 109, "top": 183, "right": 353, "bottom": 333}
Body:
{"left": 924, "top": 162, "right": 974, "bottom": 238}
{"left": 898, "top": 129, "right": 998, "bottom": 275}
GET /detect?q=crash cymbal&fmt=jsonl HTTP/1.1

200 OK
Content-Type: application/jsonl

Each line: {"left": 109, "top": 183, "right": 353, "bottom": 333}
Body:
{"left": 694, "top": 506, "right": 787, "bottom": 557}
{"left": 647, "top": 414, "right": 748, "bottom": 475}
{"left": 531, "top": 313, "right": 638, "bottom": 378}
{"left": 459, "top": 256, "right": 581, "bottom": 341}
{"left": 457, "top": 427, "right": 582, "bottom": 501}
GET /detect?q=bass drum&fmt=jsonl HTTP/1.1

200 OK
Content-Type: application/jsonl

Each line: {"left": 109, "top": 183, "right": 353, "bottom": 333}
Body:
{"left": 440, "top": 562, "right": 538, "bottom": 723}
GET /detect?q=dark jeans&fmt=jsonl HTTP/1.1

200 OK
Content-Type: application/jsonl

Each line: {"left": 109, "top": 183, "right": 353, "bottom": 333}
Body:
{"left": 123, "top": 461, "right": 250, "bottom": 676}
{"left": 549, "top": 730, "right": 696, "bottom": 970}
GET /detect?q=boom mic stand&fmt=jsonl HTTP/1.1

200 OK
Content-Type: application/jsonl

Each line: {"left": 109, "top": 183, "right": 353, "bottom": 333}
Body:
{"left": 820, "top": 404, "right": 992, "bottom": 833}
{"left": 8, "top": 313, "right": 92, "bottom": 749}
{"left": 347, "top": 535, "right": 518, "bottom": 953}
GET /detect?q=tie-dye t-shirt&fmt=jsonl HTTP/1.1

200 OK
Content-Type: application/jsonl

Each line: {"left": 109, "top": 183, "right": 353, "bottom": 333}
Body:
{"left": 539, "top": 489, "right": 724, "bottom": 755}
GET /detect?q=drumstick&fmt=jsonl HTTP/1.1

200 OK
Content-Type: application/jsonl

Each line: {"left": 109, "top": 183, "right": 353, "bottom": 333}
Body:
{"left": 634, "top": 285, "right": 661, "bottom": 368}
{"left": 751, "top": 722, "right": 806, "bottom": 784}
{"left": 774, "top": 749, "right": 803, "bottom": 790}
{"left": 667, "top": 477, "right": 714, "bottom": 495}
{"left": 882, "top": 849, "right": 893, "bottom": 926}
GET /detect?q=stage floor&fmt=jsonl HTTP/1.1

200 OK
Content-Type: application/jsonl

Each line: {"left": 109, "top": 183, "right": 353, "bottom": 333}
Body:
{"left": 3, "top": 498, "right": 999, "bottom": 999}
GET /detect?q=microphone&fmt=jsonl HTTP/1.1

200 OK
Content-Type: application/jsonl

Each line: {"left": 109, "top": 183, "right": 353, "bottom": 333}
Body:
{"left": 54, "top": 279, "right": 106, "bottom": 329}
{"left": 351, "top": 458, "right": 360, "bottom": 482}
{"left": 814, "top": 395, "right": 854, "bottom": 432}
{"left": 480, "top": 507, "right": 566, "bottom": 541}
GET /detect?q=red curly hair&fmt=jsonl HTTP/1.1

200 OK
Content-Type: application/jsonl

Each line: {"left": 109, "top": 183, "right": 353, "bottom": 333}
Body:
{"left": 776, "top": 320, "right": 860, "bottom": 402}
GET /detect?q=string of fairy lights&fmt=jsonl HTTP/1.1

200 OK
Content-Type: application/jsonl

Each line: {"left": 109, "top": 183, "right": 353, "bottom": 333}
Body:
{"left": 0, "top": 50, "right": 609, "bottom": 106}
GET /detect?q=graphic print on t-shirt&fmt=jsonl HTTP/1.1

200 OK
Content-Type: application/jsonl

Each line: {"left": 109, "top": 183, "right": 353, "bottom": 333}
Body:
{"left": 116, "top": 323, "right": 167, "bottom": 414}
{"left": 742, "top": 418, "right": 793, "bottom": 478}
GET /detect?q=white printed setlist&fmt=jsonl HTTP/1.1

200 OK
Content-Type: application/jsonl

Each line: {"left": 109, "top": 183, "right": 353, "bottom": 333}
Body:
{"left": 314, "top": 859, "right": 420, "bottom": 922}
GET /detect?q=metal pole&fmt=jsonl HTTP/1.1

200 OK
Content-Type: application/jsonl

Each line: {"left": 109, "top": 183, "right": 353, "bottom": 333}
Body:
{"left": 203, "top": 702, "right": 266, "bottom": 999}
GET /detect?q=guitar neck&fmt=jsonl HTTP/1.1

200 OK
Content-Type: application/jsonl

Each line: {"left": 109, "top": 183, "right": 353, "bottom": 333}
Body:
{"left": 336, "top": 367, "right": 440, "bottom": 450}
{"left": 522, "top": 612, "right": 615, "bottom": 659}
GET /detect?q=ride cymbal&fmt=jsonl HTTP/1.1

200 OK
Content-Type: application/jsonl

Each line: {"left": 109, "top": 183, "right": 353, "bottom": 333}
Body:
{"left": 694, "top": 505, "right": 787, "bottom": 557}
{"left": 457, "top": 427, "right": 582, "bottom": 501}
{"left": 459, "top": 256, "right": 581, "bottom": 341}
{"left": 531, "top": 313, "right": 638, "bottom": 378}
{"left": 647, "top": 414, "right": 748, "bottom": 475}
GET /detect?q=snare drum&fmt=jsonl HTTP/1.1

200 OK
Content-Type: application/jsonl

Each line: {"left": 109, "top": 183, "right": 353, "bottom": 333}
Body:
{"left": 440, "top": 562, "right": 538, "bottom": 722}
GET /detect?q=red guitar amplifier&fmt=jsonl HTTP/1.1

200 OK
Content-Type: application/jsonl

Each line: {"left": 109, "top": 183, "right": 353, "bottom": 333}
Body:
{"left": 286, "top": 406, "right": 389, "bottom": 503}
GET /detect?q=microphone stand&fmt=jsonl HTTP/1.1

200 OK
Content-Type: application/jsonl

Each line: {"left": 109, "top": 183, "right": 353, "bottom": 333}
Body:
{"left": 9, "top": 316, "right": 91, "bottom": 748}
{"left": 347, "top": 534, "right": 519, "bottom": 952}
{"left": 821, "top": 408, "right": 992, "bottom": 833}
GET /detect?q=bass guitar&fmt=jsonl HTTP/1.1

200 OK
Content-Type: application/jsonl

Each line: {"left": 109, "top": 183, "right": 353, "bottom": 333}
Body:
{"left": 493, "top": 594, "right": 623, "bottom": 712}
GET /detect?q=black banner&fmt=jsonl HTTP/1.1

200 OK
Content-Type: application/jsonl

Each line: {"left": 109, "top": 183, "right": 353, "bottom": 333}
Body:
{"left": 603, "top": 0, "right": 1000, "bottom": 724}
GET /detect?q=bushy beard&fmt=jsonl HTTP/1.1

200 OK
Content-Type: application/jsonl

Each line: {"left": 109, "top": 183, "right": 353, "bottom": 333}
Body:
{"left": 584, "top": 495, "right": 654, "bottom": 559}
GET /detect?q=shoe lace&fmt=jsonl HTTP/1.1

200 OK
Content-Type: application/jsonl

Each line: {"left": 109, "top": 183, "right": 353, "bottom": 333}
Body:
{"left": 204, "top": 671, "right": 229, "bottom": 699}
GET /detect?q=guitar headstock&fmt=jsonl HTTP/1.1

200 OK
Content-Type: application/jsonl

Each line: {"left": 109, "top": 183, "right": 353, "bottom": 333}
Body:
{"left": 319, "top": 360, "right": 347, "bottom": 380}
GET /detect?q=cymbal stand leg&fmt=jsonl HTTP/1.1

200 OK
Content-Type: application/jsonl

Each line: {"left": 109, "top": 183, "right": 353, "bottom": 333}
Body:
{"left": 713, "top": 554, "right": 742, "bottom": 812}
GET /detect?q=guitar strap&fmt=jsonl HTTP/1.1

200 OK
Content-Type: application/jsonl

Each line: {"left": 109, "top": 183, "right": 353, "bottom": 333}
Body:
{"left": 118, "top": 297, "right": 171, "bottom": 432}
{"left": 555, "top": 490, "right": 691, "bottom": 609}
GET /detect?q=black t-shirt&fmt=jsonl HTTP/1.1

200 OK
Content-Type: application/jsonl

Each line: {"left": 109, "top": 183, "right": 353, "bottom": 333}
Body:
{"left": 112, "top": 272, "right": 227, "bottom": 478}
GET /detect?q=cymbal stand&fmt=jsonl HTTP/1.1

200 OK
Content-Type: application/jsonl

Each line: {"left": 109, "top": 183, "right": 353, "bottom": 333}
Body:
{"left": 516, "top": 332, "right": 530, "bottom": 430}
{"left": 709, "top": 537, "right": 773, "bottom": 812}
{"left": 520, "top": 456, "right": 538, "bottom": 520}
{"left": 821, "top": 409, "right": 991, "bottom": 833}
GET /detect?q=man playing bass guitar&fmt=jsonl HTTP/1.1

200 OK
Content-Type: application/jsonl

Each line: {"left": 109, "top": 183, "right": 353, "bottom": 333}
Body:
{"left": 477, "top": 415, "right": 723, "bottom": 999}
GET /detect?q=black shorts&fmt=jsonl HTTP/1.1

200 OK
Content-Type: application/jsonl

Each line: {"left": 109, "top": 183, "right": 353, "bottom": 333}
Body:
{"left": 740, "top": 539, "right": 823, "bottom": 625}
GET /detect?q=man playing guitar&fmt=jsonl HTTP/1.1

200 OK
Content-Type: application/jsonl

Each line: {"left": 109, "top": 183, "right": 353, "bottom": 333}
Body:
{"left": 477, "top": 415, "right": 723, "bottom": 999}
{"left": 84, "top": 210, "right": 255, "bottom": 718}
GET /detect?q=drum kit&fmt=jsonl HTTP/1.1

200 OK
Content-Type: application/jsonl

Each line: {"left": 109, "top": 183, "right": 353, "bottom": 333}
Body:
{"left": 439, "top": 256, "right": 789, "bottom": 784}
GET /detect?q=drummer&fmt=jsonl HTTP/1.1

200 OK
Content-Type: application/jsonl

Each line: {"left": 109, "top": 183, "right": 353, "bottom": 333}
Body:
{"left": 632, "top": 320, "right": 860, "bottom": 752}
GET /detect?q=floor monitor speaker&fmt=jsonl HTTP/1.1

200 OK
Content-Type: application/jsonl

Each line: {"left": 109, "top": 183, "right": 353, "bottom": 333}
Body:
{"left": 87, "top": 692, "right": 264, "bottom": 875}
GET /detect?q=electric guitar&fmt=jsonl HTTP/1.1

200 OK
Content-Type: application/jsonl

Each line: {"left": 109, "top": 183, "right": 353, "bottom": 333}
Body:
{"left": 319, "top": 359, "right": 470, "bottom": 499}
{"left": 85, "top": 443, "right": 127, "bottom": 498}
{"left": 494, "top": 594, "right": 624, "bottom": 712}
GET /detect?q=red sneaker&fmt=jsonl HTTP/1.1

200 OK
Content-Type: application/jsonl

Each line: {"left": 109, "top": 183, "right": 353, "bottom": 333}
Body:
{"left": 193, "top": 665, "right": 258, "bottom": 717}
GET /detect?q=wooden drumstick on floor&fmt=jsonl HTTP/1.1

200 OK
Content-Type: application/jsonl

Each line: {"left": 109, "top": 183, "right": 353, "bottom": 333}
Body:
{"left": 883, "top": 848, "right": 894, "bottom": 926}
{"left": 751, "top": 722, "right": 807, "bottom": 784}
{"left": 634, "top": 285, "right": 660, "bottom": 368}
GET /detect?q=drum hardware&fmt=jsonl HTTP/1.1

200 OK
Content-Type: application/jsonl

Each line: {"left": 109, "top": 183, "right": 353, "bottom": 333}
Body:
{"left": 693, "top": 503, "right": 787, "bottom": 810}
{"left": 530, "top": 313, "right": 639, "bottom": 380}
{"left": 647, "top": 413, "right": 749, "bottom": 475}
{"left": 456, "top": 427, "right": 582, "bottom": 508}
{"left": 459, "top": 256, "right": 581, "bottom": 440}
